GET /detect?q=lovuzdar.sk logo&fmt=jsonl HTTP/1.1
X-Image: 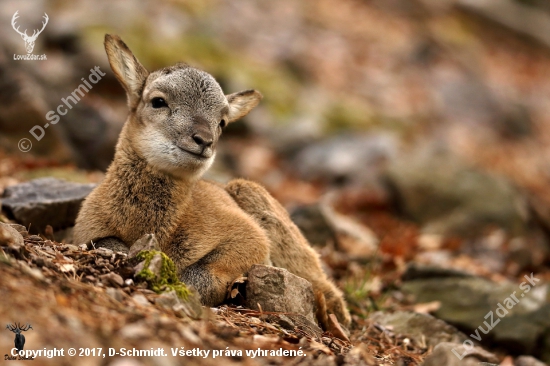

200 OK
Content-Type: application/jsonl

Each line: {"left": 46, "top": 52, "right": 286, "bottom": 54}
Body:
{"left": 11, "top": 11, "right": 48, "bottom": 60}
{"left": 6, "top": 323, "right": 33, "bottom": 351}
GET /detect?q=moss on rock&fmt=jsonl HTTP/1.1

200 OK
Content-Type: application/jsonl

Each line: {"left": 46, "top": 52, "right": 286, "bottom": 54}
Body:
{"left": 134, "top": 250, "right": 190, "bottom": 300}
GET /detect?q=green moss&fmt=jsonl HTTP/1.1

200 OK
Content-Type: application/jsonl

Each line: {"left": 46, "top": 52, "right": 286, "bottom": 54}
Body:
{"left": 134, "top": 250, "right": 190, "bottom": 300}
{"left": 343, "top": 270, "right": 389, "bottom": 319}
{"left": 323, "top": 98, "right": 376, "bottom": 132}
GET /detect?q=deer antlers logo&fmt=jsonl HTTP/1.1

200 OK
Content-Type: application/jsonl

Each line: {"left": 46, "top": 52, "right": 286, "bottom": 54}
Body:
{"left": 11, "top": 11, "right": 49, "bottom": 54}
{"left": 6, "top": 323, "right": 33, "bottom": 351}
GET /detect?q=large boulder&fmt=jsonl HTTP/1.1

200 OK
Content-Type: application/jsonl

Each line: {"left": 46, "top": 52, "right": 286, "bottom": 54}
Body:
{"left": 1, "top": 177, "right": 95, "bottom": 233}
{"left": 421, "top": 342, "right": 499, "bottom": 366}
{"left": 403, "top": 274, "right": 550, "bottom": 359}
{"left": 370, "top": 311, "right": 468, "bottom": 348}
{"left": 386, "top": 149, "right": 528, "bottom": 237}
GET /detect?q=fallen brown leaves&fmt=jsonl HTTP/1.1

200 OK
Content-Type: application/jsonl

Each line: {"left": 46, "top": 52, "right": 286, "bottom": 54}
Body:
{"left": 0, "top": 233, "right": 430, "bottom": 365}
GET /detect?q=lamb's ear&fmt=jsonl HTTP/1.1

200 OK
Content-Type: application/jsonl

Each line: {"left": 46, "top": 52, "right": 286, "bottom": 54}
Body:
{"left": 226, "top": 90, "right": 263, "bottom": 123}
{"left": 104, "top": 34, "right": 149, "bottom": 107}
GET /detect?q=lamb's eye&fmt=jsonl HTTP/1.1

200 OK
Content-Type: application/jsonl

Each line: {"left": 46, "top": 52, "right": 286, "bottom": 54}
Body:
{"left": 151, "top": 97, "right": 167, "bottom": 108}
{"left": 219, "top": 119, "right": 226, "bottom": 128}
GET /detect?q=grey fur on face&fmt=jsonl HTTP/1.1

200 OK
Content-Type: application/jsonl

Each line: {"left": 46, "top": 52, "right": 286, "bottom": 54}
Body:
{"left": 134, "top": 65, "right": 228, "bottom": 178}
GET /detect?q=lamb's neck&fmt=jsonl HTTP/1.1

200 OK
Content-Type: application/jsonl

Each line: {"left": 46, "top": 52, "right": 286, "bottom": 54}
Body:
{"left": 104, "top": 144, "right": 193, "bottom": 245}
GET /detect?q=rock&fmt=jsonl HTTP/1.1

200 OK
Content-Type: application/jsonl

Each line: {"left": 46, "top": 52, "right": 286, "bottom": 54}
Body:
{"left": 133, "top": 250, "right": 202, "bottom": 319}
{"left": 245, "top": 264, "right": 316, "bottom": 324}
{"left": 99, "top": 272, "right": 124, "bottom": 287}
{"left": 155, "top": 290, "right": 179, "bottom": 309}
{"left": 105, "top": 287, "right": 124, "bottom": 302}
{"left": 119, "top": 322, "right": 151, "bottom": 340}
{"left": 386, "top": 149, "right": 528, "bottom": 237}
{"left": 403, "top": 275, "right": 550, "bottom": 356}
{"left": 290, "top": 204, "right": 336, "bottom": 246}
{"left": 274, "top": 313, "right": 323, "bottom": 338}
{"left": 93, "top": 247, "right": 114, "bottom": 258}
{"left": 291, "top": 133, "right": 399, "bottom": 186}
{"left": 155, "top": 290, "right": 203, "bottom": 319}
{"left": 322, "top": 201, "right": 378, "bottom": 258}
{"left": 421, "top": 342, "right": 499, "bottom": 366}
{"left": 457, "top": 0, "right": 550, "bottom": 51}
{"left": 402, "top": 263, "right": 474, "bottom": 281}
{"left": 5, "top": 223, "right": 29, "bottom": 237}
{"left": 131, "top": 294, "right": 151, "bottom": 307}
{"left": 128, "top": 234, "right": 160, "bottom": 259}
{"left": 515, "top": 356, "right": 547, "bottom": 366}
{"left": 96, "top": 237, "right": 128, "bottom": 254}
{"left": 370, "top": 311, "right": 468, "bottom": 348}
{"left": 1, "top": 178, "right": 96, "bottom": 234}
{"left": 134, "top": 253, "right": 163, "bottom": 278}
{"left": 18, "top": 261, "right": 46, "bottom": 282}
{"left": 0, "top": 222, "right": 24, "bottom": 249}
{"left": 172, "top": 300, "right": 203, "bottom": 320}
{"left": 291, "top": 201, "right": 378, "bottom": 259}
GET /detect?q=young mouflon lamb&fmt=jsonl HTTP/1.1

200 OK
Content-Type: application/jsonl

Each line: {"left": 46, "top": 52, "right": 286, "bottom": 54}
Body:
{"left": 74, "top": 34, "right": 351, "bottom": 328}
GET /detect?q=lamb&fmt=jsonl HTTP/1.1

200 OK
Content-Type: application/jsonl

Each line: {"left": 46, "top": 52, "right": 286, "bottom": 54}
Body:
{"left": 74, "top": 34, "right": 351, "bottom": 328}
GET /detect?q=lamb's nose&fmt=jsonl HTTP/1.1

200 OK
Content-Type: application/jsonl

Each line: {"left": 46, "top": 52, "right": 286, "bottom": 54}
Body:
{"left": 192, "top": 133, "right": 213, "bottom": 149}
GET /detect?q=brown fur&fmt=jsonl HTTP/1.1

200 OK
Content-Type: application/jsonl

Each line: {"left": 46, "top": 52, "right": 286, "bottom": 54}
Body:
{"left": 74, "top": 34, "right": 350, "bottom": 327}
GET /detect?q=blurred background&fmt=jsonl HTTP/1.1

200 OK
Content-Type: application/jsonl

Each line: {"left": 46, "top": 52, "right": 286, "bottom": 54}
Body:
{"left": 2, "top": 0, "right": 550, "bottom": 361}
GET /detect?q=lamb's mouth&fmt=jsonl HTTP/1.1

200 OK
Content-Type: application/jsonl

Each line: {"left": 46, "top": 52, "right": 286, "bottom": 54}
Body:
{"left": 176, "top": 146, "right": 209, "bottom": 159}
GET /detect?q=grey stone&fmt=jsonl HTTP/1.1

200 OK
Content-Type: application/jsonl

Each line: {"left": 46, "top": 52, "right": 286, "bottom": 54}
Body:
{"left": 6, "top": 223, "right": 29, "bottom": 237}
{"left": 105, "top": 287, "right": 124, "bottom": 302}
{"left": 118, "top": 322, "right": 151, "bottom": 340}
{"left": 402, "top": 263, "right": 474, "bottom": 281}
{"left": 421, "top": 342, "right": 499, "bottom": 366}
{"left": 18, "top": 261, "right": 46, "bottom": 282}
{"left": 128, "top": 234, "right": 160, "bottom": 259}
{"left": 1, "top": 178, "right": 96, "bottom": 234}
{"left": 456, "top": 0, "right": 550, "bottom": 52}
{"left": 0, "top": 222, "right": 25, "bottom": 248}
{"left": 274, "top": 313, "right": 323, "bottom": 338}
{"left": 291, "top": 201, "right": 378, "bottom": 258}
{"left": 515, "top": 356, "right": 548, "bottom": 366}
{"left": 155, "top": 290, "right": 203, "bottom": 319}
{"left": 96, "top": 237, "right": 128, "bottom": 254}
{"left": 131, "top": 294, "right": 150, "bottom": 307}
{"left": 386, "top": 150, "right": 527, "bottom": 237}
{"left": 99, "top": 272, "right": 124, "bottom": 287}
{"left": 321, "top": 202, "right": 378, "bottom": 258}
{"left": 292, "top": 133, "right": 398, "bottom": 186}
{"left": 245, "top": 264, "right": 316, "bottom": 324}
{"left": 370, "top": 311, "right": 468, "bottom": 348}
{"left": 148, "top": 254, "right": 163, "bottom": 277}
{"left": 155, "top": 290, "right": 179, "bottom": 309}
{"left": 93, "top": 247, "right": 114, "bottom": 258}
{"left": 403, "top": 276, "right": 550, "bottom": 356}
{"left": 291, "top": 204, "right": 336, "bottom": 246}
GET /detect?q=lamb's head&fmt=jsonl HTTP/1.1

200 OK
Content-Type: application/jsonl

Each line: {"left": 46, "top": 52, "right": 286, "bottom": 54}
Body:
{"left": 104, "top": 34, "right": 262, "bottom": 179}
